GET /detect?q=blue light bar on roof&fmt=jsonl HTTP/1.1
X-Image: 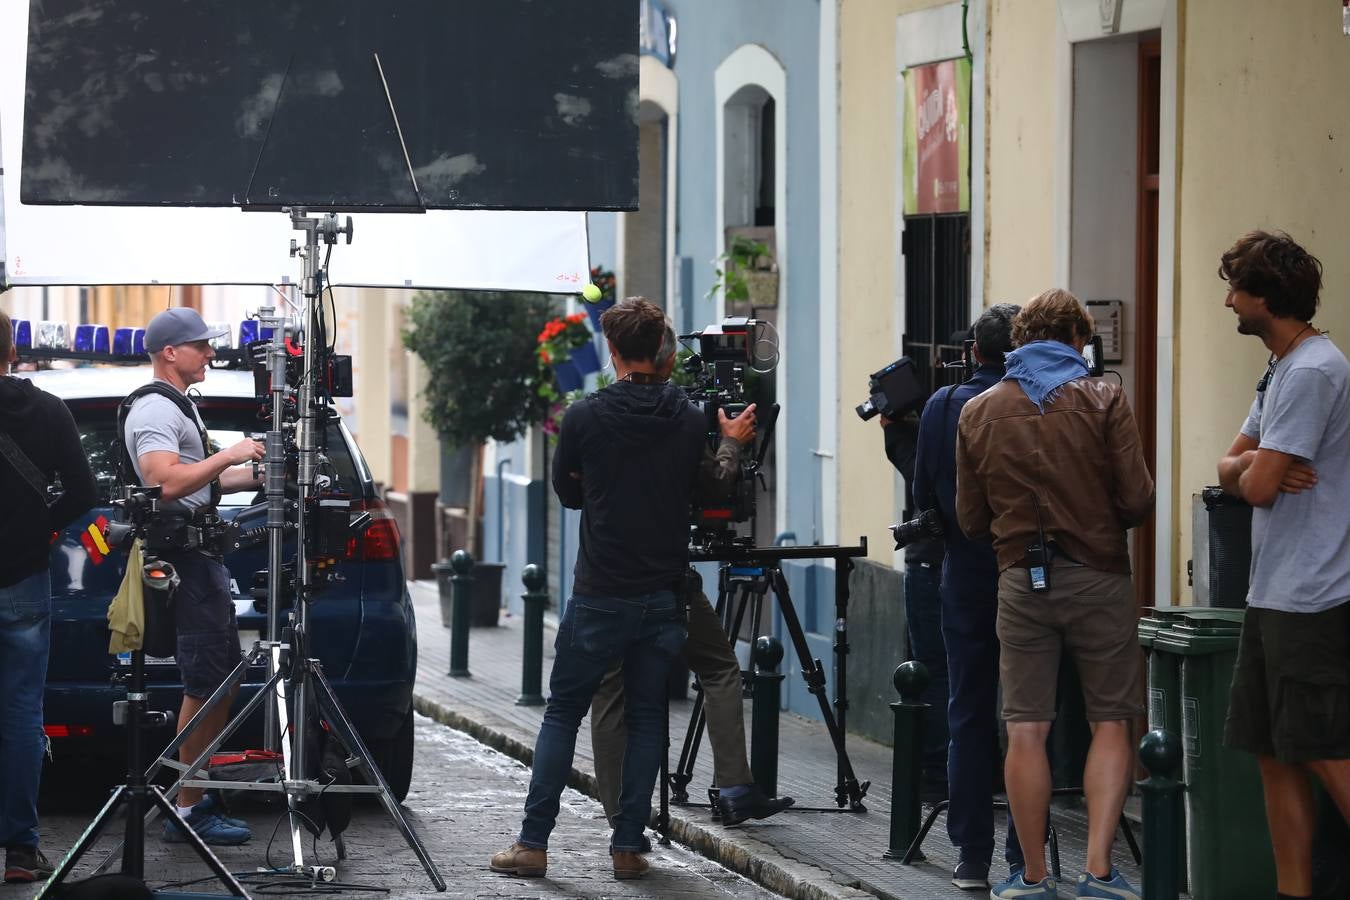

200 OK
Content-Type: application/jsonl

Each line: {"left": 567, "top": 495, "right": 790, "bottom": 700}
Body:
{"left": 113, "top": 327, "right": 147, "bottom": 356}
{"left": 36, "top": 321, "right": 70, "bottom": 350}
{"left": 74, "top": 324, "right": 110, "bottom": 354}
{"left": 13, "top": 319, "right": 32, "bottom": 348}
{"left": 238, "top": 320, "right": 276, "bottom": 347}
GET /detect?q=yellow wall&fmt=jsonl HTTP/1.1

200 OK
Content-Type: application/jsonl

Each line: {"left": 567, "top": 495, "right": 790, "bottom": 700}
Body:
{"left": 984, "top": 0, "right": 1060, "bottom": 306}
{"left": 1173, "top": 0, "right": 1350, "bottom": 592}
{"left": 838, "top": 0, "right": 953, "bottom": 564}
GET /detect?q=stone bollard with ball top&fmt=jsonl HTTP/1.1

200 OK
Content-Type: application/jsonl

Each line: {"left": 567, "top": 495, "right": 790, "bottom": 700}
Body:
{"left": 885, "top": 660, "right": 929, "bottom": 860}
{"left": 750, "top": 636, "right": 785, "bottom": 797}
{"left": 517, "top": 564, "right": 547, "bottom": 706}
{"left": 448, "top": 550, "right": 473, "bottom": 678}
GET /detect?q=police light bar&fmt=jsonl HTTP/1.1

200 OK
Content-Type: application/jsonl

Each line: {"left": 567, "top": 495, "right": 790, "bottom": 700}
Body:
{"left": 74, "top": 324, "right": 110, "bottom": 353}
{"left": 35, "top": 320, "right": 71, "bottom": 350}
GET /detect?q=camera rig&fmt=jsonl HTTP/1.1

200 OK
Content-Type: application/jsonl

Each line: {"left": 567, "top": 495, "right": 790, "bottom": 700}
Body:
{"left": 678, "top": 317, "right": 781, "bottom": 554}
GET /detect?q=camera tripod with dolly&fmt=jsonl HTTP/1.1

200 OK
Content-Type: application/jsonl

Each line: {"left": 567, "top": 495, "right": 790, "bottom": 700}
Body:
{"left": 662, "top": 539, "right": 872, "bottom": 829}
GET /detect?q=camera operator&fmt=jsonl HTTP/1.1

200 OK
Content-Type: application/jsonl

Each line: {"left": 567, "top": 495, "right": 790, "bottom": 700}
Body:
{"left": 491, "top": 299, "right": 702, "bottom": 881}
{"left": 956, "top": 290, "right": 1153, "bottom": 900}
{"left": 588, "top": 325, "right": 793, "bottom": 840}
{"left": 912, "top": 304, "right": 1023, "bottom": 891}
{"left": 122, "top": 308, "right": 263, "bottom": 847}
{"left": 881, "top": 393, "right": 948, "bottom": 801}
{"left": 1215, "top": 231, "right": 1350, "bottom": 900}
{"left": 0, "top": 310, "right": 97, "bottom": 884}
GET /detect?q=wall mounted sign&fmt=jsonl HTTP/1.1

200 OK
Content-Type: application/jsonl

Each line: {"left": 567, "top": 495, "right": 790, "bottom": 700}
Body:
{"left": 902, "top": 57, "right": 970, "bottom": 216}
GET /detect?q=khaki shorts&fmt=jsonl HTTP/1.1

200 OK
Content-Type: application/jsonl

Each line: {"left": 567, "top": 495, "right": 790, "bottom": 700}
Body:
{"left": 997, "top": 562, "right": 1141, "bottom": 722}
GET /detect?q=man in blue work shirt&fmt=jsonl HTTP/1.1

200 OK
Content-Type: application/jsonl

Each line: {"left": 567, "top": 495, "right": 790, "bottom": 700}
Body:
{"left": 913, "top": 303, "right": 1023, "bottom": 892}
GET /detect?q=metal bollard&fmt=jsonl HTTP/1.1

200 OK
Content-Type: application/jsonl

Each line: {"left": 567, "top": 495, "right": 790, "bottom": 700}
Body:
{"left": 885, "top": 660, "right": 929, "bottom": 859}
{"left": 1139, "top": 729, "right": 1184, "bottom": 900}
{"left": 750, "top": 635, "right": 785, "bottom": 796}
{"left": 448, "top": 550, "right": 473, "bottom": 678}
{"left": 517, "top": 564, "right": 547, "bottom": 706}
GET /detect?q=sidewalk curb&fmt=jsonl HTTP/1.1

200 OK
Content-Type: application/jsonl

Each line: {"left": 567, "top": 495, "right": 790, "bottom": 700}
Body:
{"left": 412, "top": 693, "right": 875, "bottom": 900}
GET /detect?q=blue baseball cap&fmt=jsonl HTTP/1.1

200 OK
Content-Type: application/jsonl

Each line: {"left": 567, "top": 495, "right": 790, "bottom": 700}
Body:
{"left": 144, "top": 308, "right": 228, "bottom": 353}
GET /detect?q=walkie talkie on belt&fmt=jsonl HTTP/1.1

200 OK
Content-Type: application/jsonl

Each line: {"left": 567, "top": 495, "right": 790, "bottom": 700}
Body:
{"left": 1026, "top": 496, "right": 1053, "bottom": 594}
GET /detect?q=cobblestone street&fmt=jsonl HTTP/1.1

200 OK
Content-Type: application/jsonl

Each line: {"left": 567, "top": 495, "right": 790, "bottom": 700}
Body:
{"left": 18, "top": 715, "right": 777, "bottom": 899}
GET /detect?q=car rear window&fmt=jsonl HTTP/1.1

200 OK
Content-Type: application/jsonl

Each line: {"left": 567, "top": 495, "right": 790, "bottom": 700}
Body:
{"left": 72, "top": 400, "right": 362, "bottom": 508}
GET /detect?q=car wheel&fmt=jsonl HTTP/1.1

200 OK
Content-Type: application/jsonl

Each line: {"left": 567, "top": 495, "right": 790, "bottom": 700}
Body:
{"left": 374, "top": 706, "right": 414, "bottom": 803}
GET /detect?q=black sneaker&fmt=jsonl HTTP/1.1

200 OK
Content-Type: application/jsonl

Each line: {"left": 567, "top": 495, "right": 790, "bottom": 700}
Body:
{"left": 715, "top": 785, "right": 795, "bottom": 827}
{"left": 951, "top": 858, "right": 990, "bottom": 891}
{"left": 4, "top": 845, "right": 55, "bottom": 884}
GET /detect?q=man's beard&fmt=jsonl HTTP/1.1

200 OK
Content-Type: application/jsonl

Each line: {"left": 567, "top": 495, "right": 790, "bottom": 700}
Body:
{"left": 1236, "top": 316, "right": 1261, "bottom": 336}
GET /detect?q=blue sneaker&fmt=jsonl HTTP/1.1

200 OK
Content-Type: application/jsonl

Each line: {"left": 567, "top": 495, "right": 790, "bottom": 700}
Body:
{"left": 990, "top": 871, "right": 1057, "bottom": 898}
{"left": 163, "top": 809, "right": 251, "bottom": 846}
{"left": 195, "top": 793, "right": 247, "bottom": 829}
{"left": 1076, "top": 867, "right": 1139, "bottom": 899}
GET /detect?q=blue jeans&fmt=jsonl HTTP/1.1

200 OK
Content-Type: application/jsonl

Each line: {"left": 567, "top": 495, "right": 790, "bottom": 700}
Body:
{"left": 904, "top": 563, "right": 949, "bottom": 780}
{"left": 0, "top": 571, "right": 51, "bottom": 850}
{"left": 942, "top": 560, "right": 1022, "bottom": 869}
{"left": 519, "top": 590, "right": 686, "bottom": 853}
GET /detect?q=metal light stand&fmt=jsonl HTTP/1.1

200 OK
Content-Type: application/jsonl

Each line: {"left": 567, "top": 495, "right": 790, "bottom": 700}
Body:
{"left": 92, "top": 211, "right": 445, "bottom": 893}
{"left": 668, "top": 540, "right": 872, "bottom": 815}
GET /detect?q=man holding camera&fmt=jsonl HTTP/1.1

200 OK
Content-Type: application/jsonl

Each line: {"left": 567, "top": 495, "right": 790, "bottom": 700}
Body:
{"left": 956, "top": 290, "right": 1153, "bottom": 900}
{"left": 0, "top": 310, "right": 97, "bottom": 883}
{"left": 912, "top": 303, "right": 1023, "bottom": 892}
{"left": 1215, "top": 231, "right": 1350, "bottom": 900}
{"left": 588, "top": 325, "right": 793, "bottom": 838}
{"left": 123, "top": 307, "right": 264, "bottom": 846}
{"left": 491, "top": 299, "right": 702, "bottom": 881}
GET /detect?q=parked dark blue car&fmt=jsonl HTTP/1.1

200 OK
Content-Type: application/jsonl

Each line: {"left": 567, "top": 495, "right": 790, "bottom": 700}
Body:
{"left": 22, "top": 366, "right": 418, "bottom": 800}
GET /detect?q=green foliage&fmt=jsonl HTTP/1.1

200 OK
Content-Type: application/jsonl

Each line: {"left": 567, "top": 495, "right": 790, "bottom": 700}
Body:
{"left": 403, "top": 290, "right": 559, "bottom": 446}
{"left": 706, "top": 235, "right": 773, "bottom": 305}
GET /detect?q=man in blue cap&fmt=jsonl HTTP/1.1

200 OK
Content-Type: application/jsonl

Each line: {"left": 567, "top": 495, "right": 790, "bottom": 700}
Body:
{"left": 122, "top": 307, "right": 265, "bottom": 845}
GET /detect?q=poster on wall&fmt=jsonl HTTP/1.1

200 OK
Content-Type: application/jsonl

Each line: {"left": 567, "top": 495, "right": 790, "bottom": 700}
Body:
{"left": 902, "top": 57, "right": 971, "bottom": 216}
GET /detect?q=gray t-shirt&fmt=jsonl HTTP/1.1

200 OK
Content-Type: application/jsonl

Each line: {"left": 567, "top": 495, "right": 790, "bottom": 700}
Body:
{"left": 1240, "top": 334, "right": 1350, "bottom": 613}
{"left": 123, "top": 378, "right": 213, "bottom": 513}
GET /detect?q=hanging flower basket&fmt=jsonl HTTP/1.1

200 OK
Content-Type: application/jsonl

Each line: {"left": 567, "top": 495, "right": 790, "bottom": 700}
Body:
{"left": 570, "top": 340, "right": 601, "bottom": 375}
{"left": 552, "top": 359, "right": 584, "bottom": 393}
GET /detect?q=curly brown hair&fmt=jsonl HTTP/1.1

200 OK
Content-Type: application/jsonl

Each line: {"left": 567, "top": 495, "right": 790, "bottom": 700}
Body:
{"left": 1011, "top": 289, "right": 1093, "bottom": 347}
{"left": 0, "top": 310, "right": 12, "bottom": 370}
{"left": 1218, "top": 230, "right": 1322, "bottom": 322}
{"left": 599, "top": 297, "right": 668, "bottom": 363}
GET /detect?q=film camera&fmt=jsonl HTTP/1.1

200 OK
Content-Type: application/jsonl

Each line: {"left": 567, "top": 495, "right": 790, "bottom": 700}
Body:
{"left": 678, "top": 317, "right": 780, "bottom": 551}
{"left": 855, "top": 357, "right": 926, "bottom": 422}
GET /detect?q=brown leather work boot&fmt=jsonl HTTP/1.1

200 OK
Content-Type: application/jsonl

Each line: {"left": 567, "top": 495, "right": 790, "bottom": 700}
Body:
{"left": 612, "top": 850, "right": 649, "bottom": 880}
{"left": 489, "top": 842, "right": 547, "bottom": 877}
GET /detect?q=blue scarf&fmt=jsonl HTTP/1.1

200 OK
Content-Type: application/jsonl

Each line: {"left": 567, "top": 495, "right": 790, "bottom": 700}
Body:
{"left": 1002, "top": 340, "right": 1090, "bottom": 413}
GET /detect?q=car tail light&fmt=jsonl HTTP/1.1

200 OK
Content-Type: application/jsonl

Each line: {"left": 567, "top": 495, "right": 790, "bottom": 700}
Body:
{"left": 346, "top": 499, "right": 402, "bottom": 562}
{"left": 44, "top": 724, "right": 95, "bottom": 738}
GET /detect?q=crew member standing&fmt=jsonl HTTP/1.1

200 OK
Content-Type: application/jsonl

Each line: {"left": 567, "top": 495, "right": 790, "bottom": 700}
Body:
{"left": 0, "top": 310, "right": 97, "bottom": 884}
{"left": 123, "top": 307, "right": 264, "bottom": 846}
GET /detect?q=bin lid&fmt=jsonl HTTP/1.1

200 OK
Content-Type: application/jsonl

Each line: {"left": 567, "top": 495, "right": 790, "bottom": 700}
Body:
{"left": 1153, "top": 621, "right": 1242, "bottom": 654}
{"left": 1175, "top": 608, "right": 1246, "bottom": 629}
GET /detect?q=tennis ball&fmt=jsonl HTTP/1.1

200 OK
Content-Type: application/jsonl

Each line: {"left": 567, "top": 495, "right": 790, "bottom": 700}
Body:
{"left": 581, "top": 283, "right": 602, "bottom": 303}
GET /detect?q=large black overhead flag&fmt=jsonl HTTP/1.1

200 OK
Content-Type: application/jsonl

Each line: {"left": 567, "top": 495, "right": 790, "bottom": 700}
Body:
{"left": 21, "top": 0, "right": 639, "bottom": 212}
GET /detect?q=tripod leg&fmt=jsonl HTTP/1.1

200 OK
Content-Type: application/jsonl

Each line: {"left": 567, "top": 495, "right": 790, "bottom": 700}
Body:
{"left": 35, "top": 786, "right": 128, "bottom": 898}
{"left": 148, "top": 787, "right": 250, "bottom": 897}
{"left": 659, "top": 691, "right": 671, "bottom": 846}
{"left": 670, "top": 689, "right": 706, "bottom": 803}
{"left": 144, "top": 647, "right": 265, "bottom": 784}
{"left": 308, "top": 662, "right": 447, "bottom": 892}
{"left": 771, "top": 568, "right": 868, "bottom": 808}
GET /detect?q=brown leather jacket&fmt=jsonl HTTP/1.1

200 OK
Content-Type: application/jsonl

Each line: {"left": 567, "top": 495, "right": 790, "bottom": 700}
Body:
{"left": 955, "top": 376, "right": 1154, "bottom": 574}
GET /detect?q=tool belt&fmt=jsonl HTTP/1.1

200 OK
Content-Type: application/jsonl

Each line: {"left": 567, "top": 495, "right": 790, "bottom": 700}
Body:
{"left": 143, "top": 508, "right": 241, "bottom": 556}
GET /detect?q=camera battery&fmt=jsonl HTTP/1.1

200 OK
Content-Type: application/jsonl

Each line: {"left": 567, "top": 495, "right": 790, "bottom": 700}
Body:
{"left": 309, "top": 492, "right": 352, "bottom": 558}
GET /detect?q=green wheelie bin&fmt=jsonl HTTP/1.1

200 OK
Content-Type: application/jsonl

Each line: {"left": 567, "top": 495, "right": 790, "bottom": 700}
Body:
{"left": 1154, "top": 609, "right": 1275, "bottom": 900}
{"left": 1138, "top": 607, "right": 1188, "bottom": 892}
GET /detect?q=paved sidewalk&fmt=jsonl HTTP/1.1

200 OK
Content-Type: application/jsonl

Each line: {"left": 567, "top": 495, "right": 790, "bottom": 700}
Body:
{"left": 410, "top": 580, "right": 1145, "bottom": 900}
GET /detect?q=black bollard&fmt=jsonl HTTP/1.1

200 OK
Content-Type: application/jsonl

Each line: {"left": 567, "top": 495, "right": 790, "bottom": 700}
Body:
{"left": 1139, "top": 729, "right": 1184, "bottom": 900}
{"left": 885, "top": 660, "right": 929, "bottom": 859}
{"left": 750, "top": 635, "right": 785, "bottom": 797}
{"left": 448, "top": 550, "right": 473, "bottom": 678}
{"left": 517, "top": 564, "right": 547, "bottom": 706}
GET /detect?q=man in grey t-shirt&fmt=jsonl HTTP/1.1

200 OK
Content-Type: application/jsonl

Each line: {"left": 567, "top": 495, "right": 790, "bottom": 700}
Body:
{"left": 1216, "top": 230, "right": 1350, "bottom": 900}
{"left": 124, "top": 308, "right": 264, "bottom": 846}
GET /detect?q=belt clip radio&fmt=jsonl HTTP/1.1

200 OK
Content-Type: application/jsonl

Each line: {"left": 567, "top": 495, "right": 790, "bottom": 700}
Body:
{"left": 1025, "top": 542, "right": 1052, "bottom": 594}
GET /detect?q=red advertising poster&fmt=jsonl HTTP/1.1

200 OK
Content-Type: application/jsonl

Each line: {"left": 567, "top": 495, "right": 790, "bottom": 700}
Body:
{"left": 903, "top": 57, "right": 971, "bottom": 215}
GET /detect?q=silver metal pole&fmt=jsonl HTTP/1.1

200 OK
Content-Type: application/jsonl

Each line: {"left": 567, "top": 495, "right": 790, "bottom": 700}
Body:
{"left": 262, "top": 303, "right": 288, "bottom": 751}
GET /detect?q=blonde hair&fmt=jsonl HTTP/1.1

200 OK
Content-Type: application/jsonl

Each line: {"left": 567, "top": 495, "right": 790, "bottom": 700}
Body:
{"left": 1011, "top": 289, "right": 1093, "bottom": 347}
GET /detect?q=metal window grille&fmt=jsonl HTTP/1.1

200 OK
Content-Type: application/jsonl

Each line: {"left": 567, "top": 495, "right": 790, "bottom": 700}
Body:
{"left": 901, "top": 213, "right": 972, "bottom": 395}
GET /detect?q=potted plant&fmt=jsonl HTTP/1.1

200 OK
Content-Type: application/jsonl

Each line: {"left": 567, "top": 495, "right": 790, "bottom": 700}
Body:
{"left": 583, "top": 265, "right": 617, "bottom": 330}
{"left": 536, "top": 312, "right": 600, "bottom": 392}
{"left": 404, "top": 289, "right": 558, "bottom": 627}
{"left": 707, "top": 235, "right": 778, "bottom": 315}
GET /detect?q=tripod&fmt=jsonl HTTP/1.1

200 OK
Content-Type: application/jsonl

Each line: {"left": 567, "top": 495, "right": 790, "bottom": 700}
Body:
{"left": 668, "top": 542, "right": 871, "bottom": 814}
{"left": 38, "top": 650, "right": 248, "bottom": 898}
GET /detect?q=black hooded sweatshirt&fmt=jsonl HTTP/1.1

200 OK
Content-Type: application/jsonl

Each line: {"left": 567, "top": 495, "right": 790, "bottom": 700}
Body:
{"left": 0, "top": 375, "right": 98, "bottom": 588}
{"left": 552, "top": 380, "right": 706, "bottom": 598}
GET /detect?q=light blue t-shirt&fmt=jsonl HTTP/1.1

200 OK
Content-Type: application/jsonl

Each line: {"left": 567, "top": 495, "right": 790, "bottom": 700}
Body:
{"left": 123, "top": 378, "right": 213, "bottom": 513}
{"left": 1240, "top": 333, "right": 1350, "bottom": 613}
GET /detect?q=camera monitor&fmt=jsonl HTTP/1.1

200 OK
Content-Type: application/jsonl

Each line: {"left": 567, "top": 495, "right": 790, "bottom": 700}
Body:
{"left": 20, "top": 0, "right": 638, "bottom": 212}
